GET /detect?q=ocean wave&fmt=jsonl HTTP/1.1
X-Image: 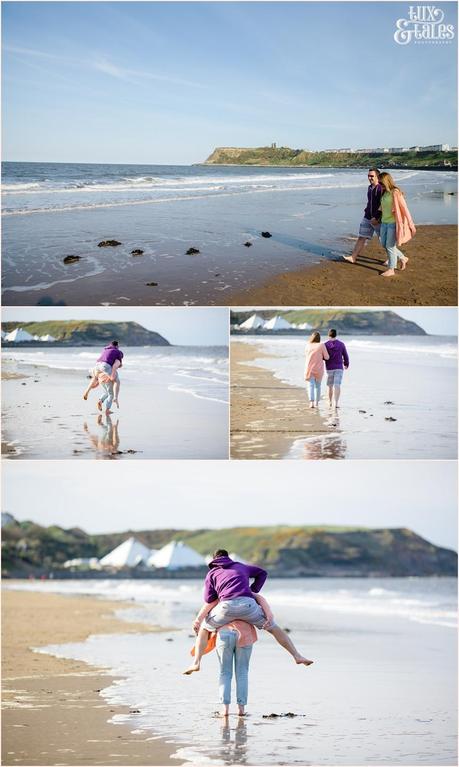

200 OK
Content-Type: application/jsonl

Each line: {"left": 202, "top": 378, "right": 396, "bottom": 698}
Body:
{"left": 346, "top": 339, "right": 457, "bottom": 359}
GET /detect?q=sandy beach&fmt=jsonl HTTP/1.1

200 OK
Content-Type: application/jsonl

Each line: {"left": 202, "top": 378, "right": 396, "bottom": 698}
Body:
{"left": 1, "top": 588, "right": 177, "bottom": 766}
{"left": 230, "top": 342, "right": 332, "bottom": 459}
{"left": 230, "top": 225, "right": 457, "bottom": 306}
{"left": 230, "top": 336, "right": 457, "bottom": 460}
{"left": 1, "top": 346, "right": 228, "bottom": 459}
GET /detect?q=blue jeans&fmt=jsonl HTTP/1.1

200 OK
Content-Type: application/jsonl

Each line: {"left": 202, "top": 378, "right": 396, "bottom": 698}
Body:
{"left": 95, "top": 362, "right": 114, "bottom": 410}
{"left": 308, "top": 377, "right": 321, "bottom": 403}
{"left": 216, "top": 629, "right": 252, "bottom": 705}
{"left": 380, "top": 222, "right": 404, "bottom": 269}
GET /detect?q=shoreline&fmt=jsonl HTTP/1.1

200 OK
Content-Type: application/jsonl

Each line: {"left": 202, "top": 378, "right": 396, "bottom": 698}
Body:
{"left": 198, "top": 162, "right": 457, "bottom": 171}
{"left": 229, "top": 224, "right": 457, "bottom": 306}
{"left": 2, "top": 588, "right": 178, "bottom": 766}
{"left": 230, "top": 341, "right": 332, "bottom": 459}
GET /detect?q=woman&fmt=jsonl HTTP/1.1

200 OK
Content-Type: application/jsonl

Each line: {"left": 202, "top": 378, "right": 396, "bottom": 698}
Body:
{"left": 304, "top": 332, "right": 329, "bottom": 408}
{"left": 216, "top": 626, "right": 254, "bottom": 718}
{"left": 379, "top": 171, "right": 416, "bottom": 278}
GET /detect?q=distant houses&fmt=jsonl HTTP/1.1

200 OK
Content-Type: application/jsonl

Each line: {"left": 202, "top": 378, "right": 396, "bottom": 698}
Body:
{"left": 64, "top": 537, "right": 208, "bottom": 572}
{"left": 3, "top": 327, "right": 56, "bottom": 343}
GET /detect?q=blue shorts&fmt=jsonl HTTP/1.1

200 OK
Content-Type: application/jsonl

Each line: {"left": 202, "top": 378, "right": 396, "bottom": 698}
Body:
{"left": 327, "top": 369, "right": 344, "bottom": 386}
{"left": 358, "top": 217, "right": 380, "bottom": 239}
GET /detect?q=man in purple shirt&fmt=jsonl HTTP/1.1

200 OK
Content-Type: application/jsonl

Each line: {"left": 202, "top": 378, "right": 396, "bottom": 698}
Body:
{"left": 344, "top": 168, "right": 383, "bottom": 264}
{"left": 325, "top": 329, "right": 349, "bottom": 410}
{"left": 83, "top": 340, "right": 124, "bottom": 413}
{"left": 184, "top": 549, "right": 313, "bottom": 675}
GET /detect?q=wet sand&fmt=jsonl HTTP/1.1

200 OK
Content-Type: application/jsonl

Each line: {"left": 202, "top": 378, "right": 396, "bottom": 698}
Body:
{"left": 230, "top": 225, "right": 457, "bottom": 306}
{"left": 230, "top": 342, "right": 332, "bottom": 459}
{"left": 1, "top": 588, "right": 177, "bottom": 766}
{"left": 1, "top": 359, "right": 228, "bottom": 460}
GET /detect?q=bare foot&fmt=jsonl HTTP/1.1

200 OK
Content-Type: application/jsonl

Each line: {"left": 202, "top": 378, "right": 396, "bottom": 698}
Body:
{"left": 309, "top": 402, "right": 314, "bottom": 409}
{"left": 238, "top": 706, "right": 246, "bottom": 716}
{"left": 183, "top": 664, "right": 200, "bottom": 675}
{"left": 295, "top": 657, "right": 314, "bottom": 666}
{"left": 380, "top": 269, "right": 395, "bottom": 277}
{"left": 114, "top": 399, "right": 119, "bottom": 408}
{"left": 342, "top": 255, "right": 356, "bottom": 264}
{"left": 83, "top": 394, "right": 88, "bottom": 401}
{"left": 399, "top": 256, "right": 409, "bottom": 271}
{"left": 97, "top": 400, "right": 102, "bottom": 411}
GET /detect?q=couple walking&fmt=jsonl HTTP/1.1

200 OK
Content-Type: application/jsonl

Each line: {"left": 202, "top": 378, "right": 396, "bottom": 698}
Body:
{"left": 184, "top": 550, "right": 312, "bottom": 718}
{"left": 83, "top": 340, "right": 124, "bottom": 415}
{"left": 305, "top": 328, "right": 349, "bottom": 409}
{"left": 344, "top": 168, "right": 416, "bottom": 277}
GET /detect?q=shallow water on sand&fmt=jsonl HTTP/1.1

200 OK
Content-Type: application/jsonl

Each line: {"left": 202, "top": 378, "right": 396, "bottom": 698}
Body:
{"left": 8, "top": 577, "right": 457, "bottom": 765}
{"left": 236, "top": 335, "right": 457, "bottom": 459}
{"left": 2, "top": 164, "right": 457, "bottom": 305}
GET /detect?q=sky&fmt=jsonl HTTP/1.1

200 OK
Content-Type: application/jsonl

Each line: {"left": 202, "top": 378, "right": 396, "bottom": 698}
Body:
{"left": 1, "top": 307, "right": 229, "bottom": 345}
{"left": 2, "top": 307, "right": 457, "bottom": 338}
{"left": 2, "top": 2, "right": 457, "bottom": 164}
{"left": 2, "top": 460, "right": 457, "bottom": 550}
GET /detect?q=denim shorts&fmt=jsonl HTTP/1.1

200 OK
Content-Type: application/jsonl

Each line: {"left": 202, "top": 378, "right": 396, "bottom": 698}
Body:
{"left": 327, "top": 368, "right": 344, "bottom": 386}
{"left": 358, "top": 217, "right": 380, "bottom": 239}
{"left": 202, "top": 596, "right": 276, "bottom": 631}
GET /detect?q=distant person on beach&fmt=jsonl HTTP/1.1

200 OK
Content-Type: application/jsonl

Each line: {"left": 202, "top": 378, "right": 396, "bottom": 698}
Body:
{"left": 83, "top": 340, "right": 124, "bottom": 415}
{"left": 184, "top": 550, "right": 313, "bottom": 675}
{"left": 304, "top": 332, "right": 330, "bottom": 408}
{"left": 343, "top": 168, "right": 383, "bottom": 264}
{"left": 378, "top": 172, "right": 416, "bottom": 277}
{"left": 324, "top": 329, "right": 349, "bottom": 410}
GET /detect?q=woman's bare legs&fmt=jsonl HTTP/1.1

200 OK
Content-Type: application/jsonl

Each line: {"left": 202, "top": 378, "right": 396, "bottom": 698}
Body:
{"left": 266, "top": 625, "right": 313, "bottom": 666}
{"left": 83, "top": 376, "right": 99, "bottom": 400}
{"left": 183, "top": 625, "right": 211, "bottom": 674}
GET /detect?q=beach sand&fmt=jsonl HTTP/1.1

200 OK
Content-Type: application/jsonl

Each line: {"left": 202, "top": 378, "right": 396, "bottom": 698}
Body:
{"left": 1, "top": 588, "right": 177, "bottom": 766}
{"left": 229, "top": 225, "right": 457, "bottom": 306}
{"left": 1, "top": 358, "right": 228, "bottom": 460}
{"left": 230, "top": 342, "right": 333, "bottom": 459}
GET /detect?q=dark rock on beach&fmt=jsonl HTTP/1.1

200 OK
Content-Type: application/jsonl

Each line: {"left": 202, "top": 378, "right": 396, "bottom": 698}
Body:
{"left": 63, "top": 255, "right": 81, "bottom": 264}
{"left": 385, "top": 417, "right": 397, "bottom": 422}
{"left": 131, "top": 249, "right": 144, "bottom": 256}
{"left": 244, "top": 241, "right": 253, "bottom": 247}
{"left": 261, "top": 231, "right": 272, "bottom": 238}
{"left": 384, "top": 401, "right": 394, "bottom": 405}
{"left": 186, "top": 247, "right": 200, "bottom": 255}
{"left": 98, "top": 240, "right": 122, "bottom": 247}
{"left": 145, "top": 282, "right": 158, "bottom": 287}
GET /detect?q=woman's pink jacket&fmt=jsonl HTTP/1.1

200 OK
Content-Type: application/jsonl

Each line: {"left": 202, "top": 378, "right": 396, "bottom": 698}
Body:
{"left": 392, "top": 189, "right": 416, "bottom": 246}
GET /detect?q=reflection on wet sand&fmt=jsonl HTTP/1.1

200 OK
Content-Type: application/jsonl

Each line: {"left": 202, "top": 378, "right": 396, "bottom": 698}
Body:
{"left": 218, "top": 717, "right": 249, "bottom": 765}
{"left": 290, "top": 412, "right": 348, "bottom": 460}
{"left": 83, "top": 415, "right": 120, "bottom": 458}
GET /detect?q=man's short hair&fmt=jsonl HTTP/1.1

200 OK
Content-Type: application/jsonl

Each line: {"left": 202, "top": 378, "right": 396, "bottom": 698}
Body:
{"left": 369, "top": 167, "right": 380, "bottom": 177}
{"left": 213, "top": 548, "right": 229, "bottom": 558}
{"left": 328, "top": 329, "right": 337, "bottom": 338}
{"left": 111, "top": 340, "right": 119, "bottom": 347}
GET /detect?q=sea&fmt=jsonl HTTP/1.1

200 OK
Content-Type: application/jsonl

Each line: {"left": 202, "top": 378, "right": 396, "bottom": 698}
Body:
{"left": 236, "top": 334, "right": 458, "bottom": 459}
{"left": 4, "top": 577, "right": 457, "bottom": 765}
{"left": 2, "top": 163, "right": 457, "bottom": 304}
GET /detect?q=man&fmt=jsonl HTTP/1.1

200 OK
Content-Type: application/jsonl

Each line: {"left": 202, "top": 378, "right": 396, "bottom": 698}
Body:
{"left": 83, "top": 340, "right": 124, "bottom": 413}
{"left": 343, "top": 168, "right": 383, "bottom": 264}
{"left": 325, "top": 329, "right": 349, "bottom": 409}
{"left": 184, "top": 549, "right": 312, "bottom": 674}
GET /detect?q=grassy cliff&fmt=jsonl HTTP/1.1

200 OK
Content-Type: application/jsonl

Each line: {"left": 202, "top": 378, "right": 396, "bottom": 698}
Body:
{"left": 2, "top": 518, "right": 456, "bottom": 577}
{"left": 231, "top": 310, "right": 426, "bottom": 336}
{"left": 204, "top": 146, "right": 458, "bottom": 170}
{"left": 2, "top": 320, "right": 170, "bottom": 346}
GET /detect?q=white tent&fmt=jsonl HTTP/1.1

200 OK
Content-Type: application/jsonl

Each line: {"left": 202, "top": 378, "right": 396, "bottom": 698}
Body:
{"left": 4, "top": 327, "right": 35, "bottom": 343}
{"left": 239, "top": 313, "right": 265, "bottom": 330}
{"left": 149, "top": 540, "right": 206, "bottom": 570}
{"left": 263, "top": 315, "right": 293, "bottom": 331}
{"left": 99, "top": 537, "right": 152, "bottom": 568}
{"left": 40, "top": 334, "right": 56, "bottom": 342}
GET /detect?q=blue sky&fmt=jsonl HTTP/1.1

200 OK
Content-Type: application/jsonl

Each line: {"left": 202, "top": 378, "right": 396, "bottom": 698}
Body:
{"left": 2, "top": 2, "right": 457, "bottom": 164}
{"left": 1, "top": 307, "right": 229, "bottom": 345}
{"left": 3, "top": 460, "right": 457, "bottom": 549}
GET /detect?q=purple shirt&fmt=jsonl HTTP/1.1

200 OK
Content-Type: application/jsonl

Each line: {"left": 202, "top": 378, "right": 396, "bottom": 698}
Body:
{"left": 364, "top": 183, "right": 383, "bottom": 221}
{"left": 204, "top": 556, "right": 267, "bottom": 603}
{"left": 324, "top": 339, "right": 349, "bottom": 371}
{"left": 97, "top": 345, "right": 124, "bottom": 366}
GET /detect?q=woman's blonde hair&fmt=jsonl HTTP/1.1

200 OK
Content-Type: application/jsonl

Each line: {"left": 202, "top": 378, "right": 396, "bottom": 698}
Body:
{"left": 379, "top": 171, "right": 402, "bottom": 195}
{"left": 309, "top": 331, "right": 321, "bottom": 343}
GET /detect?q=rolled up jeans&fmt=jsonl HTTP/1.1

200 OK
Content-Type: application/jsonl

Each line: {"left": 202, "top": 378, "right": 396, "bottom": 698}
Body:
{"left": 216, "top": 628, "right": 252, "bottom": 705}
{"left": 94, "top": 362, "right": 114, "bottom": 410}
{"left": 202, "top": 596, "right": 276, "bottom": 631}
{"left": 307, "top": 377, "right": 321, "bottom": 403}
{"left": 380, "top": 222, "right": 404, "bottom": 269}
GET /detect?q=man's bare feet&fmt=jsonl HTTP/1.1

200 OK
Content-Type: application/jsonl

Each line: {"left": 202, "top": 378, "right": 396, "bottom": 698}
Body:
{"left": 381, "top": 268, "right": 396, "bottom": 277}
{"left": 183, "top": 663, "right": 200, "bottom": 675}
{"left": 97, "top": 400, "right": 102, "bottom": 411}
{"left": 342, "top": 255, "right": 356, "bottom": 264}
{"left": 295, "top": 657, "right": 314, "bottom": 666}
